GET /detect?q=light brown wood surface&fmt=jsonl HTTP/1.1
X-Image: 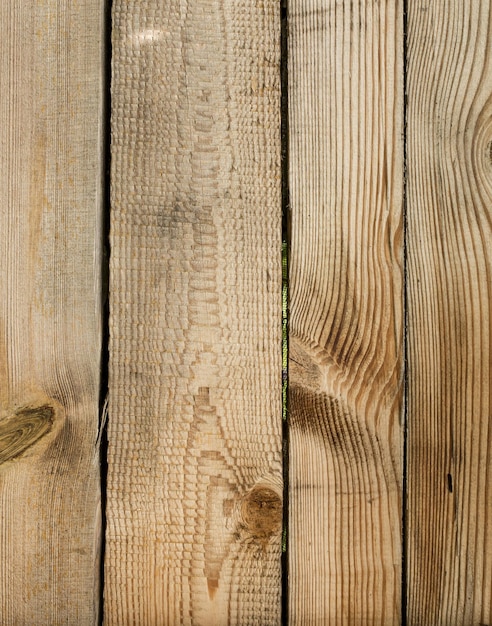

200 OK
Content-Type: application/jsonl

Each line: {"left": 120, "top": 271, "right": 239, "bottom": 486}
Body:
{"left": 406, "top": 2, "right": 492, "bottom": 624}
{"left": 106, "top": 0, "right": 282, "bottom": 624}
{"left": 288, "top": 1, "right": 404, "bottom": 623}
{"left": 0, "top": 1, "right": 104, "bottom": 624}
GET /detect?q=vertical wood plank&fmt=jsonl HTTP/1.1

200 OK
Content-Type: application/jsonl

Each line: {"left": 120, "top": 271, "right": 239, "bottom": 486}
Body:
{"left": 407, "top": 2, "right": 492, "bottom": 623}
{"left": 0, "top": 1, "right": 104, "bottom": 624}
{"left": 288, "top": 1, "right": 404, "bottom": 623}
{"left": 106, "top": 1, "right": 282, "bottom": 624}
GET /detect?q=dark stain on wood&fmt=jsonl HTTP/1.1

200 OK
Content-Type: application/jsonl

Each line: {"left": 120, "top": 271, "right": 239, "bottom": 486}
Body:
{"left": 207, "top": 577, "right": 219, "bottom": 601}
{"left": 0, "top": 404, "right": 55, "bottom": 465}
{"left": 41, "top": 417, "right": 87, "bottom": 477}
{"left": 290, "top": 385, "right": 368, "bottom": 466}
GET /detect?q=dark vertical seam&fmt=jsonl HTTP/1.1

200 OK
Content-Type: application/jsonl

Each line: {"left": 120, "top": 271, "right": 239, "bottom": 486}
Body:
{"left": 402, "top": 0, "right": 409, "bottom": 624}
{"left": 280, "top": 0, "right": 290, "bottom": 623}
{"left": 98, "top": 0, "right": 112, "bottom": 623}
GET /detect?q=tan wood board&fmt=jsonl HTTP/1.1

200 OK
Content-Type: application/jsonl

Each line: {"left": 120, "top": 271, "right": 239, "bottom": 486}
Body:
{"left": 406, "top": 2, "right": 492, "bottom": 623}
{"left": 0, "top": 1, "right": 104, "bottom": 624}
{"left": 288, "top": 1, "right": 405, "bottom": 623}
{"left": 106, "top": 1, "right": 282, "bottom": 624}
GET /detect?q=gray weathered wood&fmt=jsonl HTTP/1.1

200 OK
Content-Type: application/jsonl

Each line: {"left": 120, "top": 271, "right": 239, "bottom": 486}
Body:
{"left": 0, "top": 1, "right": 104, "bottom": 623}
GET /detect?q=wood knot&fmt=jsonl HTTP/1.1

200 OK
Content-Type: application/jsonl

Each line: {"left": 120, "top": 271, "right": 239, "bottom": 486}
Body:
{"left": 241, "top": 487, "right": 282, "bottom": 545}
{"left": 0, "top": 405, "right": 55, "bottom": 465}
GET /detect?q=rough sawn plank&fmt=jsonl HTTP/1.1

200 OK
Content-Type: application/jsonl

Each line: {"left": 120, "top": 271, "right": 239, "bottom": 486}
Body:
{"left": 106, "top": 1, "right": 283, "bottom": 624}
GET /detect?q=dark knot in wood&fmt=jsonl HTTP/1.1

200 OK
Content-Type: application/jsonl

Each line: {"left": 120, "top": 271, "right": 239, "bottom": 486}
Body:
{"left": 0, "top": 405, "right": 55, "bottom": 465}
{"left": 241, "top": 486, "right": 282, "bottom": 544}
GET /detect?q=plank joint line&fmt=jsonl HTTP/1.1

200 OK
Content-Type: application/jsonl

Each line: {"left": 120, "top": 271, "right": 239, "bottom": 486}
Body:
{"left": 281, "top": 0, "right": 291, "bottom": 622}
{"left": 402, "top": 1, "right": 409, "bottom": 625}
{"left": 98, "top": 0, "right": 113, "bottom": 623}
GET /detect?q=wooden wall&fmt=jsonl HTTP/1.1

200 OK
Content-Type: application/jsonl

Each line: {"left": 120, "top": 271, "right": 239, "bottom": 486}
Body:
{"left": 0, "top": 1, "right": 490, "bottom": 624}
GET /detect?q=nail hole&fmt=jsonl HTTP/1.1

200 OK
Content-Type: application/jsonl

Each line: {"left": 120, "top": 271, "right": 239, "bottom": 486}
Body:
{"left": 447, "top": 473, "right": 453, "bottom": 493}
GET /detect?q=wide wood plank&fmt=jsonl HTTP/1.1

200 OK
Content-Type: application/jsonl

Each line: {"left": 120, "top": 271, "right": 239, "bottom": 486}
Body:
{"left": 288, "top": 1, "right": 404, "bottom": 623}
{"left": 106, "top": 1, "right": 282, "bottom": 623}
{"left": 0, "top": 1, "right": 104, "bottom": 623}
{"left": 406, "top": 2, "right": 492, "bottom": 623}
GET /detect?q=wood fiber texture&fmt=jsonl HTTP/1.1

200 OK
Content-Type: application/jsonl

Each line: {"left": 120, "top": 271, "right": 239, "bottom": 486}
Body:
{"left": 288, "top": 1, "right": 404, "bottom": 623}
{"left": 0, "top": 1, "right": 104, "bottom": 624}
{"left": 106, "top": 0, "right": 282, "bottom": 624}
{"left": 406, "top": 2, "right": 492, "bottom": 624}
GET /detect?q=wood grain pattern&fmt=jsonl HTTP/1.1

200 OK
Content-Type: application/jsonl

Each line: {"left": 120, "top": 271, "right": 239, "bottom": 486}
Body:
{"left": 288, "top": 1, "right": 404, "bottom": 623}
{"left": 106, "top": 0, "right": 282, "bottom": 623}
{"left": 0, "top": 1, "right": 104, "bottom": 623}
{"left": 406, "top": 2, "right": 492, "bottom": 623}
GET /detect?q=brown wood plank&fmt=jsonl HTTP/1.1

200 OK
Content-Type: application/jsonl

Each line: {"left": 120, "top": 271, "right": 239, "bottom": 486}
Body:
{"left": 406, "top": 2, "right": 492, "bottom": 623}
{"left": 106, "top": 1, "right": 282, "bottom": 623}
{"left": 0, "top": 1, "right": 104, "bottom": 623}
{"left": 287, "top": 1, "right": 405, "bottom": 623}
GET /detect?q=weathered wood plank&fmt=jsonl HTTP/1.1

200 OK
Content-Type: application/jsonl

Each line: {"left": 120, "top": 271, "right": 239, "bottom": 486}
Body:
{"left": 0, "top": 1, "right": 104, "bottom": 624}
{"left": 106, "top": 1, "right": 282, "bottom": 623}
{"left": 406, "top": 2, "right": 492, "bottom": 623}
{"left": 288, "top": 1, "right": 404, "bottom": 623}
